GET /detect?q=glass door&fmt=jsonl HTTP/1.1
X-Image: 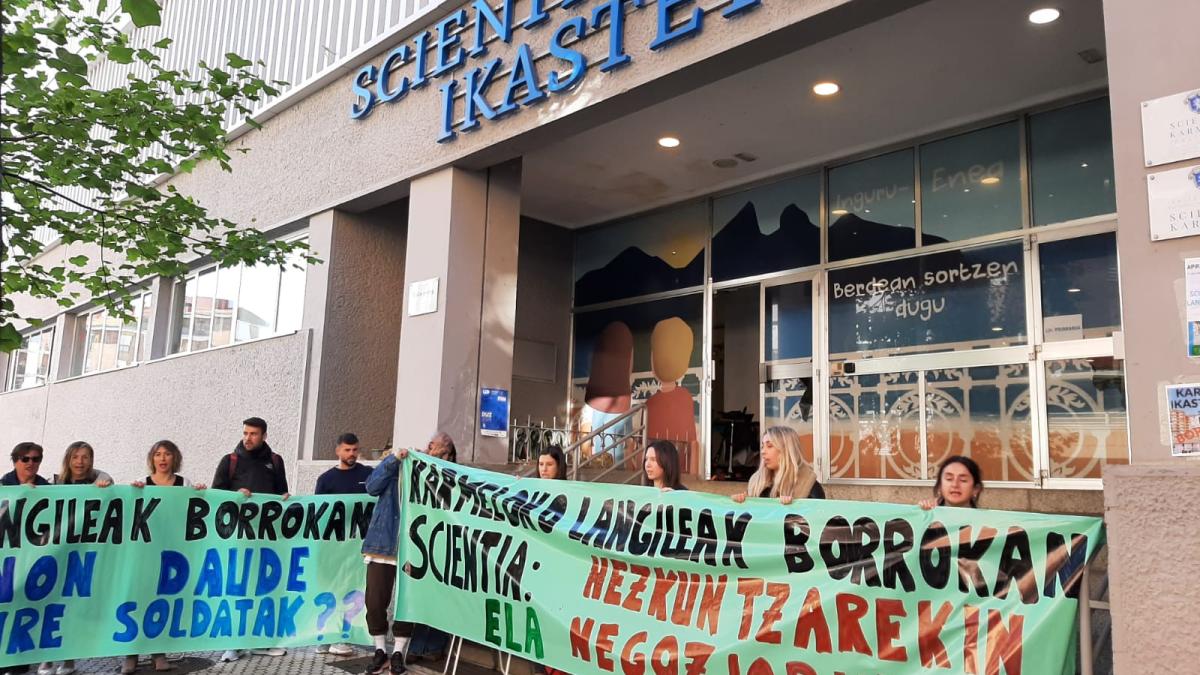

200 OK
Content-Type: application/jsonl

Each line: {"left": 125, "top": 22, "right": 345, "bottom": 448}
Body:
{"left": 759, "top": 274, "right": 820, "bottom": 476}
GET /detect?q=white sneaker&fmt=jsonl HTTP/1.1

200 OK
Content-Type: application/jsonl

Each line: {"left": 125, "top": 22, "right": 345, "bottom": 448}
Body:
{"left": 219, "top": 651, "right": 241, "bottom": 662}
{"left": 316, "top": 644, "right": 331, "bottom": 654}
{"left": 250, "top": 648, "right": 286, "bottom": 657}
{"left": 328, "top": 644, "right": 355, "bottom": 656}
{"left": 55, "top": 664, "right": 75, "bottom": 675}
{"left": 37, "top": 665, "right": 54, "bottom": 675}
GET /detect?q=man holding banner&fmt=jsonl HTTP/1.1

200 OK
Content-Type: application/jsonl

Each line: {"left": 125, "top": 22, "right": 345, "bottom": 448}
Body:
{"left": 314, "top": 433, "right": 372, "bottom": 657}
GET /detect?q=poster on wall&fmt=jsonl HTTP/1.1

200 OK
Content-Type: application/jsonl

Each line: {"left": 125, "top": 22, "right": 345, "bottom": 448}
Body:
{"left": 1167, "top": 384, "right": 1200, "bottom": 456}
{"left": 1141, "top": 88, "right": 1200, "bottom": 167}
{"left": 1187, "top": 258, "right": 1200, "bottom": 357}
{"left": 479, "top": 387, "right": 509, "bottom": 438}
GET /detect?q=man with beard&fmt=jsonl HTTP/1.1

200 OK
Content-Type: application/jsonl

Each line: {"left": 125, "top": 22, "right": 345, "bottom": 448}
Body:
{"left": 212, "top": 416, "right": 289, "bottom": 661}
{"left": 314, "top": 432, "right": 373, "bottom": 656}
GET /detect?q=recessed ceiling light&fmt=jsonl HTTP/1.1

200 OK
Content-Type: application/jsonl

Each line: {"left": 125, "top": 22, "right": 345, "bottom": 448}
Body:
{"left": 981, "top": 176, "right": 1000, "bottom": 185}
{"left": 1029, "top": 8, "right": 1060, "bottom": 24}
{"left": 813, "top": 81, "right": 840, "bottom": 96}
{"left": 658, "top": 136, "right": 680, "bottom": 148}
{"left": 963, "top": 188, "right": 971, "bottom": 192}
{"left": 991, "top": 326, "right": 1004, "bottom": 332}
{"left": 831, "top": 209, "right": 849, "bottom": 216}
{"left": 1080, "top": 162, "right": 1089, "bottom": 168}
{"left": 1067, "top": 287, "right": 1082, "bottom": 293}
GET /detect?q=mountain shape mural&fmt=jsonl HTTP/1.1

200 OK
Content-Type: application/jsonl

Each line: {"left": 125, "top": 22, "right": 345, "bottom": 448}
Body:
{"left": 711, "top": 202, "right": 820, "bottom": 281}
{"left": 574, "top": 245, "right": 704, "bottom": 306}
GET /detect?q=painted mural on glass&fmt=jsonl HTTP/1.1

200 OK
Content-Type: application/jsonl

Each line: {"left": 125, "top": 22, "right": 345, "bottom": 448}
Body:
{"left": 573, "top": 202, "right": 707, "bottom": 306}
{"left": 572, "top": 295, "right": 703, "bottom": 472}
{"left": 711, "top": 174, "right": 820, "bottom": 281}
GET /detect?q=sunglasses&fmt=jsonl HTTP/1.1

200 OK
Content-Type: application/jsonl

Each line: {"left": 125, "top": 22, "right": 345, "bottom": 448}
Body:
{"left": 17, "top": 455, "right": 43, "bottom": 464}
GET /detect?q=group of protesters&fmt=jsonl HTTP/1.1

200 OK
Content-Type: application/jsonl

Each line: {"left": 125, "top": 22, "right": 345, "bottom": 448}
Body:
{"left": 2, "top": 418, "right": 984, "bottom": 675}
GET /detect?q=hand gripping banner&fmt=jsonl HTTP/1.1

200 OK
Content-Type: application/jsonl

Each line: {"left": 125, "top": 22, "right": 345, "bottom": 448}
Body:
{"left": 0, "top": 487, "right": 374, "bottom": 665}
{"left": 396, "top": 455, "right": 1104, "bottom": 675}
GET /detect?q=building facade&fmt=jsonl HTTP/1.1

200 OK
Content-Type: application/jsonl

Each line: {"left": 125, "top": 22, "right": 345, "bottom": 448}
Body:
{"left": 2, "top": 0, "right": 1198, "bottom": 670}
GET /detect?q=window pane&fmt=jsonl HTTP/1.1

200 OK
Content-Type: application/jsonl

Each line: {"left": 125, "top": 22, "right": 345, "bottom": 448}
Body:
{"left": 712, "top": 174, "right": 820, "bottom": 281}
{"left": 175, "top": 277, "right": 197, "bottom": 354}
{"left": 115, "top": 321, "right": 137, "bottom": 368}
{"left": 1045, "top": 357, "right": 1128, "bottom": 478}
{"left": 212, "top": 266, "right": 240, "bottom": 347}
{"left": 763, "top": 377, "right": 816, "bottom": 467}
{"left": 828, "top": 241, "right": 1026, "bottom": 358}
{"left": 37, "top": 329, "right": 54, "bottom": 384}
{"left": 85, "top": 312, "right": 104, "bottom": 373}
{"left": 925, "top": 365, "right": 1034, "bottom": 482}
{"left": 19, "top": 333, "right": 42, "bottom": 388}
{"left": 920, "top": 122, "right": 1022, "bottom": 241}
{"left": 1029, "top": 98, "right": 1116, "bottom": 225}
{"left": 764, "top": 281, "right": 812, "bottom": 361}
{"left": 71, "top": 315, "right": 89, "bottom": 376}
{"left": 191, "top": 270, "right": 217, "bottom": 351}
{"left": 574, "top": 202, "right": 707, "bottom": 305}
{"left": 572, "top": 295, "right": 704, "bottom": 472}
{"left": 829, "top": 372, "right": 922, "bottom": 479}
{"left": 828, "top": 149, "right": 917, "bottom": 261}
{"left": 137, "top": 293, "right": 153, "bottom": 362}
{"left": 276, "top": 257, "right": 306, "bottom": 334}
{"left": 100, "top": 310, "right": 122, "bottom": 370}
{"left": 237, "top": 264, "right": 281, "bottom": 341}
{"left": 1039, "top": 232, "right": 1120, "bottom": 341}
{"left": 10, "top": 346, "right": 30, "bottom": 390}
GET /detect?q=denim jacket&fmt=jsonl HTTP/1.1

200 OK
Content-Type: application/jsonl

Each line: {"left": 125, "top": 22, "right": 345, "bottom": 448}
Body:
{"left": 361, "top": 454, "right": 403, "bottom": 558}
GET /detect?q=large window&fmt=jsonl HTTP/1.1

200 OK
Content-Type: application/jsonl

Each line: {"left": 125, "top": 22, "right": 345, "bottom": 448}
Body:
{"left": 4, "top": 327, "right": 54, "bottom": 391}
{"left": 1029, "top": 98, "right": 1117, "bottom": 225}
{"left": 828, "top": 241, "right": 1027, "bottom": 358}
{"left": 72, "top": 292, "right": 153, "bottom": 376}
{"left": 828, "top": 149, "right": 917, "bottom": 261}
{"left": 1039, "top": 232, "right": 1120, "bottom": 341}
{"left": 171, "top": 239, "right": 308, "bottom": 355}
{"left": 919, "top": 121, "right": 1022, "bottom": 241}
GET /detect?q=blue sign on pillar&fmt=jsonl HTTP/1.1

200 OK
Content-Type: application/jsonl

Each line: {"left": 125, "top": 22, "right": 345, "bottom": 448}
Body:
{"left": 480, "top": 387, "right": 510, "bottom": 437}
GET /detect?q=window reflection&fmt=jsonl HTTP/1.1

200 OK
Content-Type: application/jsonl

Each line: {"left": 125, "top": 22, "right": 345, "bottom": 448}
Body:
{"left": 236, "top": 264, "right": 281, "bottom": 341}
{"left": 920, "top": 122, "right": 1022, "bottom": 241}
{"left": 1039, "top": 232, "right": 1120, "bottom": 341}
{"left": 1029, "top": 98, "right": 1116, "bottom": 225}
{"left": 764, "top": 281, "right": 813, "bottom": 361}
{"left": 828, "top": 149, "right": 918, "bottom": 261}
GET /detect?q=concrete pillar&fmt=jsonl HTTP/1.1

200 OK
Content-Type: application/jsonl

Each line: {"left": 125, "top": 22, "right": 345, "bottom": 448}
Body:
{"left": 1102, "top": 0, "right": 1200, "bottom": 672}
{"left": 1105, "top": 0, "right": 1200, "bottom": 461}
{"left": 300, "top": 206, "right": 408, "bottom": 462}
{"left": 146, "top": 276, "right": 176, "bottom": 360}
{"left": 393, "top": 161, "right": 521, "bottom": 464}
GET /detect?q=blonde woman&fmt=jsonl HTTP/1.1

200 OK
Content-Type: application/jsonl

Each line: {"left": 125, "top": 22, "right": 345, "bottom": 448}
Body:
{"left": 732, "top": 426, "right": 825, "bottom": 504}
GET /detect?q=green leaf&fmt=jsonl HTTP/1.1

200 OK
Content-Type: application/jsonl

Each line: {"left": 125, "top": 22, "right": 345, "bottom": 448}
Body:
{"left": 68, "top": 255, "right": 89, "bottom": 267}
{"left": 225, "top": 53, "right": 252, "bottom": 69}
{"left": 0, "top": 324, "right": 22, "bottom": 353}
{"left": 121, "top": 0, "right": 162, "bottom": 27}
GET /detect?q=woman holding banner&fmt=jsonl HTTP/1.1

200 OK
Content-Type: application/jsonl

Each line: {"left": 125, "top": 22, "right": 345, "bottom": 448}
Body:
{"left": 919, "top": 455, "right": 983, "bottom": 509}
{"left": 40, "top": 442, "right": 112, "bottom": 675}
{"left": 122, "top": 440, "right": 206, "bottom": 674}
{"left": 731, "top": 426, "right": 825, "bottom": 504}
{"left": 537, "top": 445, "right": 568, "bottom": 480}
{"left": 643, "top": 440, "right": 687, "bottom": 491}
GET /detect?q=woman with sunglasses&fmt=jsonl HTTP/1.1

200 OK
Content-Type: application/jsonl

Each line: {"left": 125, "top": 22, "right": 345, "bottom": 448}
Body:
{"left": 2, "top": 442, "right": 49, "bottom": 486}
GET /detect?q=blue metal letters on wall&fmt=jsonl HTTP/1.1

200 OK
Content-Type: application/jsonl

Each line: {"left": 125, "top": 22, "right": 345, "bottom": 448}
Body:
{"left": 348, "top": 0, "right": 764, "bottom": 141}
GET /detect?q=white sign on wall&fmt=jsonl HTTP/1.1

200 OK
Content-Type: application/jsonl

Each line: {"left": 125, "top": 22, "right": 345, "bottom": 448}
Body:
{"left": 1141, "top": 88, "right": 1200, "bottom": 167}
{"left": 1148, "top": 164, "right": 1200, "bottom": 241}
{"left": 407, "top": 277, "right": 439, "bottom": 316}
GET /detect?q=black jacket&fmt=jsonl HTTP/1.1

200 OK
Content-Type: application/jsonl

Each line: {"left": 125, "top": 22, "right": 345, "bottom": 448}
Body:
{"left": 212, "top": 442, "right": 289, "bottom": 495}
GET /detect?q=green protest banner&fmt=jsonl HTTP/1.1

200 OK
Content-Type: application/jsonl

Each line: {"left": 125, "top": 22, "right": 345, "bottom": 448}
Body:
{"left": 0, "top": 486, "right": 373, "bottom": 666}
{"left": 397, "top": 455, "right": 1105, "bottom": 675}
